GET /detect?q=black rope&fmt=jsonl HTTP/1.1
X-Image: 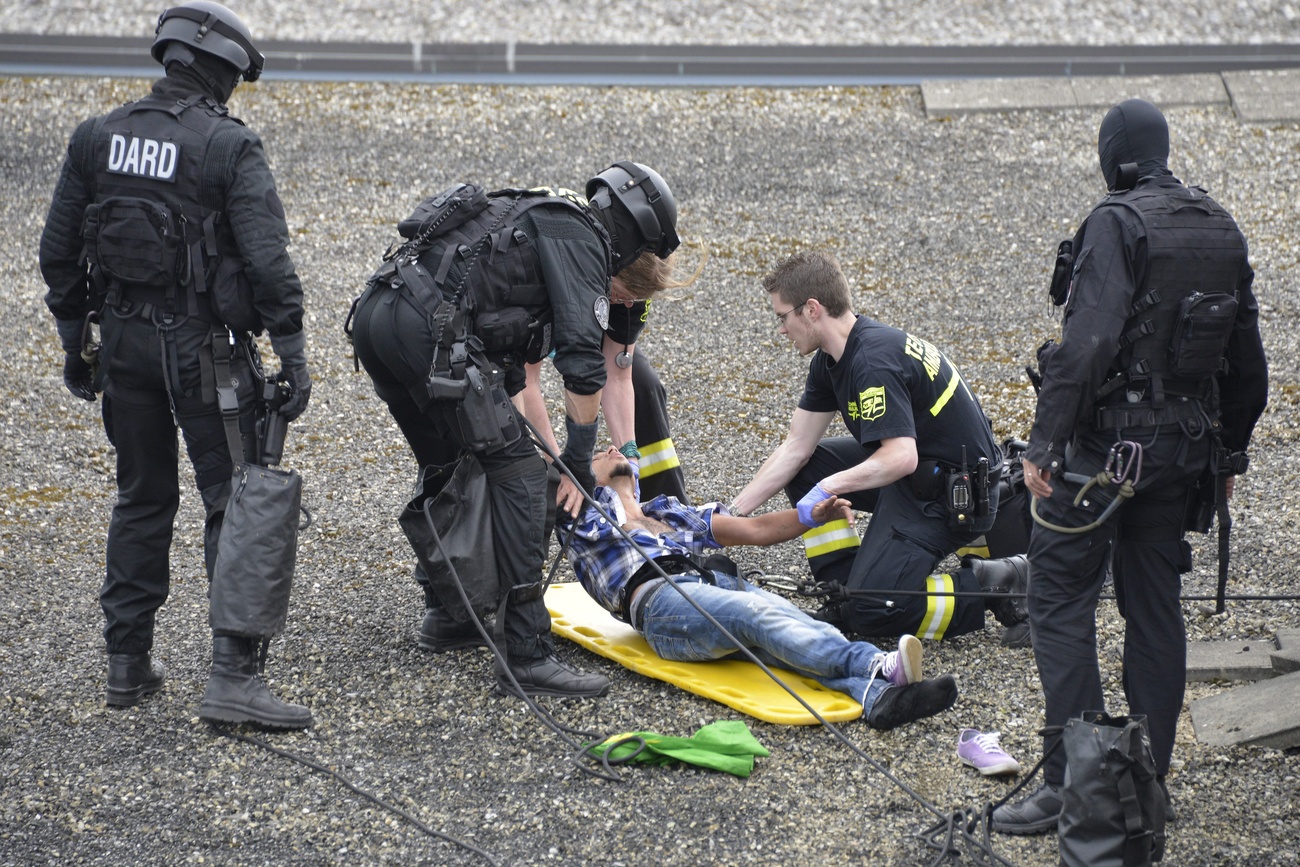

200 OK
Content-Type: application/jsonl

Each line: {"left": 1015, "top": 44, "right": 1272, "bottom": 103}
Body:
{"left": 206, "top": 725, "right": 500, "bottom": 866}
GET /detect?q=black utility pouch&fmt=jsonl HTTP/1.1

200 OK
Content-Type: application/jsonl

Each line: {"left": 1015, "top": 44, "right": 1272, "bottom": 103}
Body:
{"left": 910, "top": 461, "right": 944, "bottom": 500}
{"left": 1169, "top": 292, "right": 1237, "bottom": 378}
{"left": 1049, "top": 238, "right": 1074, "bottom": 306}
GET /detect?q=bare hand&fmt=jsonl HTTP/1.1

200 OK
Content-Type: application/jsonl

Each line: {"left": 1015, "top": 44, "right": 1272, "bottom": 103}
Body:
{"left": 557, "top": 475, "right": 587, "bottom": 518}
{"left": 811, "top": 496, "right": 854, "bottom": 525}
{"left": 1022, "top": 457, "right": 1054, "bottom": 499}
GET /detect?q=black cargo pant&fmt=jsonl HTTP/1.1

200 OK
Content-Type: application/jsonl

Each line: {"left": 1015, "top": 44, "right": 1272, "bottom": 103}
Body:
{"left": 786, "top": 437, "right": 998, "bottom": 640}
{"left": 99, "top": 304, "right": 257, "bottom": 654}
{"left": 631, "top": 350, "right": 688, "bottom": 503}
{"left": 1028, "top": 427, "right": 1209, "bottom": 785}
{"left": 351, "top": 286, "right": 552, "bottom": 662}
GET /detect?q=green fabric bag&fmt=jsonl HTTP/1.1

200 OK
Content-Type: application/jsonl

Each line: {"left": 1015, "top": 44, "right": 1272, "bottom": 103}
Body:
{"left": 586, "top": 720, "right": 770, "bottom": 778}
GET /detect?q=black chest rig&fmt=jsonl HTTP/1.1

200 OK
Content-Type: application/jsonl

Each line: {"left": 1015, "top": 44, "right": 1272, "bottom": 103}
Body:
{"left": 1091, "top": 187, "right": 1246, "bottom": 425}
{"left": 81, "top": 94, "right": 257, "bottom": 330}
{"left": 352, "top": 184, "right": 610, "bottom": 451}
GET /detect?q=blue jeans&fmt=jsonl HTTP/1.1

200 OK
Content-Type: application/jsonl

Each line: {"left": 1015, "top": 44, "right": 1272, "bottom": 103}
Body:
{"left": 638, "top": 573, "right": 893, "bottom": 712}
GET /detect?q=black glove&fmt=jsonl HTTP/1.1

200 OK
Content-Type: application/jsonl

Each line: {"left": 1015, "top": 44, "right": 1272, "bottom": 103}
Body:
{"left": 560, "top": 415, "right": 599, "bottom": 498}
{"left": 271, "top": 331, "right": 312, "bottom": 422}
{"left": 56, "top": 317, "right": 95, "bottom": 401}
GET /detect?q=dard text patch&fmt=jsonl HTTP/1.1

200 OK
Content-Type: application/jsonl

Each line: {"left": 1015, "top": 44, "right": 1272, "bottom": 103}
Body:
{"left": 106, "top": 133, "right": 179, "bottom": 182}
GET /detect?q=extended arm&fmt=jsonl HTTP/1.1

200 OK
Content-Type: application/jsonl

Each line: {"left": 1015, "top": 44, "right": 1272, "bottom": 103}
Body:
{"left": 712, "top": 497, "right": 853, "bottom": 547}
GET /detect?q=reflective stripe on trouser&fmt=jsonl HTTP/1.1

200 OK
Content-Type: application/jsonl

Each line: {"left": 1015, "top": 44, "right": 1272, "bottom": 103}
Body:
{"left": 917, "top": 573, "right": 957, "bottom": 639}
{"left": 639, "top": 437, "right": 680, "bottom": 480}
{"left": 801, "top": 518, "right": 861, "bottom": 560}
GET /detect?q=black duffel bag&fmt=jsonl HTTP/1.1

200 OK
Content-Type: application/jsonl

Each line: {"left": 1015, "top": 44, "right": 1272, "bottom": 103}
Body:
{"left": 1059, "top": 711, "right": 1167, "bottom": 867}
{"left": 399, "top": 453, "right": 500, "bottom": 623}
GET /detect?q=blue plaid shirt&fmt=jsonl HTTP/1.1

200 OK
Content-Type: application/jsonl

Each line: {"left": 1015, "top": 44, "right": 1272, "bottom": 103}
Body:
{"left": 567, "top": 485, "right": 726, "bottom": 615}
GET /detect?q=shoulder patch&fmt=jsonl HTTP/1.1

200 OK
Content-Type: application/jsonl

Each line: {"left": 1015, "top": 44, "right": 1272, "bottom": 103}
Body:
{"left": 593, "top": 295, "right": 610, "bottom": 331}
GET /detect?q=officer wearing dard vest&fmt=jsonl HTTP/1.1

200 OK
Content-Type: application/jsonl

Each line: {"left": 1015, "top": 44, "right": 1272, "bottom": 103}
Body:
{"left": 991, "top": 99, "right": 1269, "bottom": 835}
{"left": 39, "top": 2, "right": 314, "bottom": 728}
{"left": 351, "top": 164, "right": 683, "bottom": 698}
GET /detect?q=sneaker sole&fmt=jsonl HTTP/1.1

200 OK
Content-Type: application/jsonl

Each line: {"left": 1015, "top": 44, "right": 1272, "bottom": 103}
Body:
{"left": 959, "top": 755, "right": 1022, "bottom": 776}
{"left": 897, "top": 635, "right": 923, "bottom": 685}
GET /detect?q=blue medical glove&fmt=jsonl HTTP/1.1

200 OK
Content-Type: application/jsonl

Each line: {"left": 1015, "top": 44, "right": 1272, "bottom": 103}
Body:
{"left": 797, "top": 483, "right": 835, "bottom": 527}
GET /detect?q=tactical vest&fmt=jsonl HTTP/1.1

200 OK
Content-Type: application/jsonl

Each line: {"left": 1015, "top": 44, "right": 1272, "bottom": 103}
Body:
{"left": 81, "top": 94, "right": 259, "bottom": 331}
{"left": 371, "top": 185, "right": 610, "bottom": 364}
{"left": 1093, "top": 186, "right": 1246, "bottom": 422}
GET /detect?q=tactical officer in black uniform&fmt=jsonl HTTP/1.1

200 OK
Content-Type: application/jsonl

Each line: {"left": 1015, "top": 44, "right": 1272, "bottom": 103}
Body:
{"left": 39, "top": 1, "right": 314, "bottom": 728}
{"left": 523, "top": 248, "right": 694, "bottom": 503}
{"left": 351, "top": 163, "right": 680, "bottom": 698}
{"left": 992, "top": 99, "right": 1268, "bottom": 834}
{"left": 732, "top": 251, "right": 1027, "bottom": 643}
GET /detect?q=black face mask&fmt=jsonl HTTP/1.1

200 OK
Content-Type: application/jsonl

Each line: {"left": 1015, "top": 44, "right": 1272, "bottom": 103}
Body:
{"left": 164, "top": 46, "right": 241, "bottom": 104}
{"left": 1097, "top": 98, "right": 1171, "bottom": 190}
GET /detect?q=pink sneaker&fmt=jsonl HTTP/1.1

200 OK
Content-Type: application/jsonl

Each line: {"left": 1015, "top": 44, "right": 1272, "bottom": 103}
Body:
{"left": 957, "top": 728, "right": 1021, "bottom": 776}
{"left": 878, "top": 634, "right": 923, "bottom": 687}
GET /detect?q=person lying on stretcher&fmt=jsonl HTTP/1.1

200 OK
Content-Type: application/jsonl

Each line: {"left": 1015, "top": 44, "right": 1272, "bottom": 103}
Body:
{"left": 564, "top": 446, "right": 959, "bottom": 729}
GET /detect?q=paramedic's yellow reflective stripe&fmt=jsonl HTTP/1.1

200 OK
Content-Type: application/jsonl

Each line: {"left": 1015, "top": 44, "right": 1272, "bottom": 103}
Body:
{"left": 929, "top": 364, "right": 963, "bottom": 417}
{"left": 638, "top": 438, "right": 680, "bottom": 478}
{"left": 918, "top": 573, "right": 956, "bottom": 639}
{"left": 801, "top": 518, "right": 860, "bottom": 559}
{"left": 956, "top": 534, "right": 991, "bottom": 560}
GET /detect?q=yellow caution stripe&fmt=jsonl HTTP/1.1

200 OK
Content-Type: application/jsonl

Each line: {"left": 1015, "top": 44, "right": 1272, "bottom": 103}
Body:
{"left": 801, "top": 518, "right": 861, "bottom": 559}
{"left": 917, "top": 573, "right": 956, "bottom": 640}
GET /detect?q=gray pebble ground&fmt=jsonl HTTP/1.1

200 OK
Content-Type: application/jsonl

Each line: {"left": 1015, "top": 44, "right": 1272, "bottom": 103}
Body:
{"left": 2, "top": 3, "right": 1299, "bottom": 866}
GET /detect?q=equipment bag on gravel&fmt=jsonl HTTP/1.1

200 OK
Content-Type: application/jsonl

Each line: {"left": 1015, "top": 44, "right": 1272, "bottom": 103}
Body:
{"left": 1059, "top": 710, "right": 1166, "bottom": 867}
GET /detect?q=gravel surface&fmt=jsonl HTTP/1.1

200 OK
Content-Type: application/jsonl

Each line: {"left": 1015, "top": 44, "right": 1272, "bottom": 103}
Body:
{"left": 3, "top": 0, "right": 1300, "bottom": 45}
{"left": 2, "top": 8, "right": 1300, "bottom": 866}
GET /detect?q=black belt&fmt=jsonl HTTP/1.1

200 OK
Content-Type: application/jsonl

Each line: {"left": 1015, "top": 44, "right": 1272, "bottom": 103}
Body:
{"left": 618, "top": 553, "right": 706, "bottom": 624}
{"left": 1095, "top": 397, "right": 1206, "bottom": 430}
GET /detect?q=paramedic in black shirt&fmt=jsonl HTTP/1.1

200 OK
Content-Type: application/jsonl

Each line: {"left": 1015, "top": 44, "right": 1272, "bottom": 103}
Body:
{"left": 731, "top": 251, "right": 1028, "bottom": 644}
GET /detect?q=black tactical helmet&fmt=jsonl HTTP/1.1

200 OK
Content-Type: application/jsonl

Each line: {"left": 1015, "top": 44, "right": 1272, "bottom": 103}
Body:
{"left": 151, "top": 1, "right": 264, "bottom": 82}
{"left": 586, "top": 161, "right": 680, "bottom": 260}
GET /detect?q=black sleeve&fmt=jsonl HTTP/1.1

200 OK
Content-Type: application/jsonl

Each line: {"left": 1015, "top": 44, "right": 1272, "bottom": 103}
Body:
{"left": 605, "top": 299, "right": 650, "bottom": 345}
{"left": 530, "top": 208, "right": 609, "bottom": 396}
{"left": 1025, "top": 206, "right": 1142, "bottom": 470}
{"left": 1218, "top": 256, "right": 1268, "bottom": 455}
{"left": 39, "top": 117, "right": 98, "bottom": 322}
{"left": 210, "top": 124, "right": 305, "bottom": 340}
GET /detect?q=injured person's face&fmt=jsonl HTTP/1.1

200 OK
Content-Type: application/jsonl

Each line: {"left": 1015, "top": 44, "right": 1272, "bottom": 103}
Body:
{"left": 592, "top": 447, "right": 636, "bottom": 487}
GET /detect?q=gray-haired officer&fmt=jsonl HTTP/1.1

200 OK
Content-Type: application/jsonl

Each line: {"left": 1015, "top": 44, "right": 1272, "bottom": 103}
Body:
{"left": 39, "top": 1, "right": 313, "bottom": 728}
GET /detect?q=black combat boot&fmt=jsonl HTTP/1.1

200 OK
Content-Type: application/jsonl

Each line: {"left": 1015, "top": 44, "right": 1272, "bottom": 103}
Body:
{"left": 418, "top": 606, "right": 488, "bottom": 653}
{"left": 106, "top": 652, "right": 166, "bottom": 707}
{"left": 966, "top": 555, "right": 1030, "bottom": 627}
{"left": 495, "top": 655, "right": 610, "bottom": 698}
{"left": 199, "top": 634, "right": 312, "bottom": 729}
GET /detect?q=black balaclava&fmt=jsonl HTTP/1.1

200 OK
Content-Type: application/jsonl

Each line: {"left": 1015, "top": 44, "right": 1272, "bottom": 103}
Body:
{"left": 1097, "top": 98, "right": 1171, "bottom": 190}
{"left": 162, "top": 42, "right": 241, "bottom": 104}
{"left": 589, "top": 190, "right": 648, "bottom": 275}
